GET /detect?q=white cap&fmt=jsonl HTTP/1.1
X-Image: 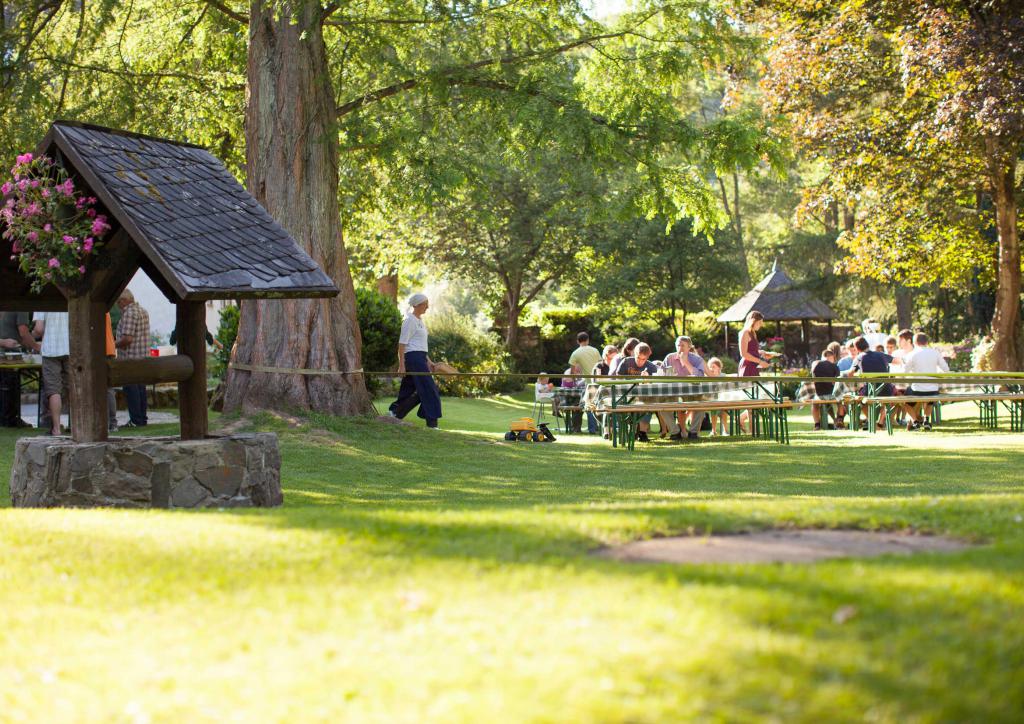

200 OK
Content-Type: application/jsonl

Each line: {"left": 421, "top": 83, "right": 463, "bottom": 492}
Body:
{"left": 407, "top": 292, "right": 428, "bottom": 308}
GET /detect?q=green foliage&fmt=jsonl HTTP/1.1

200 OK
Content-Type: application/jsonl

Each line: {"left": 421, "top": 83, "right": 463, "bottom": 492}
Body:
{"left": 539, "top": 307, "right": 604, "bottom": 372}
{"left": 427, "top": 312, "right": 520, "bottom": 396}
{"left": 355, "top": 288, "right": 402, "bottom": 392}
{"left": 212, "top": 304, "right": 239, "bottom": 379}
{"left": 684, "top": 310, "right": 722, "bottom": 353}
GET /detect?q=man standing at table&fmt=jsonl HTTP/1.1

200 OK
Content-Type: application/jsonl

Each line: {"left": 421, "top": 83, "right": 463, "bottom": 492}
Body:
{"left": 38, "top": 311, "right": 69, "bottom": 435}
{"left": 568, "top": 332, "right": 602, "bottom": 434}
{"left": 0, "top": 312, "right": 40, "bottom": 427}
{"left": 115, "top": 290, "right": 150, "bottom": 427}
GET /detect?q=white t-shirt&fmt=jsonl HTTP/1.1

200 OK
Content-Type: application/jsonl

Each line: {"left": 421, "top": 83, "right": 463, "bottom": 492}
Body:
{"left": 904, "top": 346, "right": 949, "bottom": 392}
{"left": 399, "top": 314, "right": 429, "bottom": 353}
{"left": 40, "top": 312, "right": 70, "bottom": 358}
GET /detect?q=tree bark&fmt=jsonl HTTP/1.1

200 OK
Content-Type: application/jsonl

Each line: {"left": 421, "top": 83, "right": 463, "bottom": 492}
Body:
{"left": 225, "top": 0, "right": 371, "bottom": 415}
{"left": 895, "top": 285, "right": 913, "bottom": 330}
{"left": 376, "top": 271, "right": 399, "bottom": 302}
{"left": 988, "top": 154, "right": 1021, "bottom": 371}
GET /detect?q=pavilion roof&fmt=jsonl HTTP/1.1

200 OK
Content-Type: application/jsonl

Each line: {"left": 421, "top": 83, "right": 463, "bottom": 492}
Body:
{"left": 717, "top": 261, "right": 835, "bottom": 323}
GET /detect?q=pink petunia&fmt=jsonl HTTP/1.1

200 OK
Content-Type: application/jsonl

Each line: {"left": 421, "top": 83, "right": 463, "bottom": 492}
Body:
{"left": 83, "top": 238, "right": 94, "bottom": 252}
{"left": 0, "top": 182, "right": 11, "bottom": 195}
{"left": 40, "top": 188, "right": 50, "bottom": 198}
{"left": 16, "top": 153, "right": 33, "bottom": 165}
{"left": 62, "top": 235, "right": 75, "bottom": 245}
{"left": 91, "top": 217, "right": 109, "bottom": 236}
{"left": 26, "top": 231, "right": 37, "bottom": 242}
{"left": 16, "top": 180, "right": 28, "bottom": 192}
{"left": 47, "top": 258, "right": 59, "bottom": 269}
{"left": 78, "top": 265, "right": 86, "bottom": 274}
{"left": 86, "top": 209, "right": 97, "bottom": 218}
{"left": 43, "top": 224, "right": 52, "bottom": 232}
{"left": 11, "top": 242, "right": 20, "bottom": 253}
{"left": 29, "top": 179, "right": 39, "bottom": 189}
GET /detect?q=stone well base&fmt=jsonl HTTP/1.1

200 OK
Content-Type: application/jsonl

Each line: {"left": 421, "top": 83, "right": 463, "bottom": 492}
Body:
{"left": 10, "top": 434, "right": 282, "bottom": 509}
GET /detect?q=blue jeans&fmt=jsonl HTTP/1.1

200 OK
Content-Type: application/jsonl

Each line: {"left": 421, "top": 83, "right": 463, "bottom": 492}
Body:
{"left": 586, "top": 411, "right": 599, "bottom": 434}
{"left": 123, "top": 384, "right": 148, "bottom": 426}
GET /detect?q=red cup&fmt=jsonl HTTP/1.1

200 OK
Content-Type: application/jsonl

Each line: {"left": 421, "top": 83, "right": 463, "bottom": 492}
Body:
{"left": 149, "top": 347, "right": 159, "bottom": 357}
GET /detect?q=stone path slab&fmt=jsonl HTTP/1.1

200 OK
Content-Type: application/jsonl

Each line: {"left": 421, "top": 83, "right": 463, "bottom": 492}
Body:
{"left": 596, "top": 529, "right": 972, "bottom": 564}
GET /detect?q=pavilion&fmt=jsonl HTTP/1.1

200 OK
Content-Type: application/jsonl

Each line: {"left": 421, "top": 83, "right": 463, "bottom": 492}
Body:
{"left": 717, "top": 260, "right": 836, "bottom": 353}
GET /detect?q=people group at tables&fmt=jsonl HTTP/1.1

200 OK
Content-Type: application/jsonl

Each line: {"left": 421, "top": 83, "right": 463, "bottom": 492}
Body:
{"left": 547, "top": 309, "right": 953, "bottom": 442}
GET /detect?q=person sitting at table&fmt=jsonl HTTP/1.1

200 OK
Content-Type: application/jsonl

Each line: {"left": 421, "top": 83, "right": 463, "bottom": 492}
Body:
{"left": 837, "top": 339, "right": 858, "bottom": 374}
{"left": 610, "top": 337, "right": 640, "bottom": 376}
{"left": 901, "top": 331, "right": 949, "bottom": 431}
{"left": 704, "top": 356, "right": 729, "bottom": 437}
{"left": 592, "top": 345, "right": 618, "bottom": 376}
{"left": 615, "top": 342, "right": 658, "bottom": 443}
{"left": 810, "top": 348, "right": 841, "bottom": 431}
{"left": 663, "top": 335, "right": 707, "bottom": 441}
{"left": 561, "top": 364, "right": 585, "bottom": 433}
{"left": 850, "top": 335, "right": 894, "bottom": 429}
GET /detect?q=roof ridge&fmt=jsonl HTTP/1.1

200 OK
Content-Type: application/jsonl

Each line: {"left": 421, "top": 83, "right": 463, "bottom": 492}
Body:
{"left": 52, "top": 120, "right": 207, "bottom": 151}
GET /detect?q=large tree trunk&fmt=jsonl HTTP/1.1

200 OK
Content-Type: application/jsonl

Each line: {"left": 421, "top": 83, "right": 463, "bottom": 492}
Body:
{"left": 225, "top": 0, "right": 371, "bottom": 415}
{"left": 988, "top": 156, "right": 1021, "bottom": 371}
{"left": 895, "top": 285, "right": 913, "bottom": 330}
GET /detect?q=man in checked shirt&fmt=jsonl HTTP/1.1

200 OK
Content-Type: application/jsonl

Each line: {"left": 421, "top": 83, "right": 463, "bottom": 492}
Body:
{"left": 115, "top": 289, "right": 150, "bottom": 427}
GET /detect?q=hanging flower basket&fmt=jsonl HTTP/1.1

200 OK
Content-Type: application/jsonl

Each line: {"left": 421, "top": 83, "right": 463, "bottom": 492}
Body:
{"left": 1, "top": 153, "right": 111, "bottom": 293}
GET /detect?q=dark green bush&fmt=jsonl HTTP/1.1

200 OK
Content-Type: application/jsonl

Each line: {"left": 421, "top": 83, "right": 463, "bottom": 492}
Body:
{"left": 355, "top": 287, "right": 402, "bottom": 392}
{"left": 428, "top": 312, "right": 521, "bottom": 396}
{"left": 539, "top": 307, "right": 604, "bottom": 372}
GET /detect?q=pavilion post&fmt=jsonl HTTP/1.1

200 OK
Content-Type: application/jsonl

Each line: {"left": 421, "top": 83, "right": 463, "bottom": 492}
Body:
{"left": 176, "top": 301, "right": 208, "bottom": 440}
{"left": 67, "top": 294, "right": 109, "bottom": 442}
{"left": 723, "top": 322, "right": 729, "bottom": 351}
{"left": 827, "top": 319, "right": 833, "bottom": 341}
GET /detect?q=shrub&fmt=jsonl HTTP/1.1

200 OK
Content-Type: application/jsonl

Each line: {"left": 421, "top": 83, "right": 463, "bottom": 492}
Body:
{"left": 428, "top": 312, "right": 521, "bottom": 396}
{"left": 212, "top": 304, "right": 240, "bottom": 379}
{"left": 684, "top": 310, "right": 721, "bottom": 353}
{"left": 539, "top": 307, "right": 603, "bottom": 372}
{"left": 356, "top": 288, "right": 402, "bottom": 392}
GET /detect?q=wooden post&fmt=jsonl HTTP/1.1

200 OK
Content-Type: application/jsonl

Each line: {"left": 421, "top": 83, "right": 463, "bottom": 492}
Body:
{"left": 723, "top": 322, "right": 729, "bottom": 352}
{"left": 68, "top": 295, "right": 109, "bottom": 442}
{"left": 176, "top": 301, "right": 208, "bottom": 440}
{"left": 827, "top": 319, "right": 833, "bottom": 341}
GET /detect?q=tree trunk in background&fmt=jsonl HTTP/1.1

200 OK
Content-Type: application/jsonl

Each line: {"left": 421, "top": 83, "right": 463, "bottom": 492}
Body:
{"left": 895, "top": 285, "right": 913, "bottom": 330}
{"left": 376, "top": 271, "right": 399, "bottom": 302}
{"left": 988, "top": 154, "right": 1021, "bottom": 371}
{"left": 225, "top": 0, "right": 372, "bottom": 416}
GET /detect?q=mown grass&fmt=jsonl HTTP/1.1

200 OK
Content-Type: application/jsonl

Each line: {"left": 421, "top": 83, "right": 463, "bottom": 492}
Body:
{"left": 1, "top": 393, "right": 1022, "bottom": 722}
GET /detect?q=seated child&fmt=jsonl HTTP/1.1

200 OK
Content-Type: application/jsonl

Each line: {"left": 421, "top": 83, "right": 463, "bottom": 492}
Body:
{"left": 705, "top": 357, "right": 730, "bottom": 436}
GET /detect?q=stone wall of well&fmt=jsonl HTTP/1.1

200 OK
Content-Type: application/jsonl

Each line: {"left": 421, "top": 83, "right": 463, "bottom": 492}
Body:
{"left": 9, "top": 433, "right": 282, "bottom": 509}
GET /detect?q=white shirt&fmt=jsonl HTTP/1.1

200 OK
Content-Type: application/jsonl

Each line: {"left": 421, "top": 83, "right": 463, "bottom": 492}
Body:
{"left": 904, "top": 346, "right": 949, "bottom": 392}
{"left": 399, "top": 314, "right": 429, "bottom": 353}
{"left": 40, "top": 312, "right": 70, "bottom": 358}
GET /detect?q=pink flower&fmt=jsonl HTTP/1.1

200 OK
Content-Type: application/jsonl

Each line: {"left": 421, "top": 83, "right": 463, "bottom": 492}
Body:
{"left": 0, "top": 182, "right": 11, "bottom": 195}
{"left": 11, "top": 242, "right": 20, "bottom": 253}
{"left": 40, "top": 188, "right": 50, "bottom": 198}
{"left": 47, "top": 258, "right": 60, "bottom": 269}
{"left": 91, "top": 217, "right": 109, "bottom": 235}
{"left": 29, "top": 179, "right": 39, "bottom": 189}
{"left": 16, "top": 153, "right": 33, "bottom": 165}
{"left": 83, "top": 238, "right": 94, "bottom": 252}
{"left": 43, "top": 224, "right": 52, "bottom": 232}
{"left": 26, "top": 231, "right": 37, "bottom": 242}
{"left": 78, "top": 265, "right": 86, "bottom": 274}
{"left": 62, "top": 235, "right": 75, "bottom": 245}
{"left": 22, "top": 202, "right": 40, "bottom": 216}
{"left": 58, "top": 179, "right": 74, "bottom": 196}
{"left": 86, "top": 208, "right": 97, "bottom": 218}
{"left": 16, "top": 180, "right": 28, "bottom": 192}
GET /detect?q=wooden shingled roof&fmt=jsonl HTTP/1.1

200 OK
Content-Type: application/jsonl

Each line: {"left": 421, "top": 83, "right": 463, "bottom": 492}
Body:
{"left": 717, "top": 261, "right": 835, "bottom": 323}
{"left": 26, "top": 121, "right": 338, "bottom": 303}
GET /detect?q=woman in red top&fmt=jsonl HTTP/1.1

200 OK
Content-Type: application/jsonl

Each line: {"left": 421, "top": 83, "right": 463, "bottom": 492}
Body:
{"left": 738, "top": 311, "right": 779, "bottom": 433}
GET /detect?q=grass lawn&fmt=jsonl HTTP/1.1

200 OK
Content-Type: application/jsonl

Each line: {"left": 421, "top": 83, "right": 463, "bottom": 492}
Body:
{"left": 1, "top": 393, "right": 1023, "bottom": 721}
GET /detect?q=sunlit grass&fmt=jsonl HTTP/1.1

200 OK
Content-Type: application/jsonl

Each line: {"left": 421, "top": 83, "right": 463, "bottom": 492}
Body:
{"left": 0, "top": 394, "right": 1022, "bottom": 721}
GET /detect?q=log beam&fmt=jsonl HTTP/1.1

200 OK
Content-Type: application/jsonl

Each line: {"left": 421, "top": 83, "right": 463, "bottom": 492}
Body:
{"left": 108, "top": 355, "right": 194, "bottom": 387}
{"left": 68, "top": 295, "right": 109, "bottom": 442}
{"left": 176, "top": 301, "right": 208, "bottom": 440}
